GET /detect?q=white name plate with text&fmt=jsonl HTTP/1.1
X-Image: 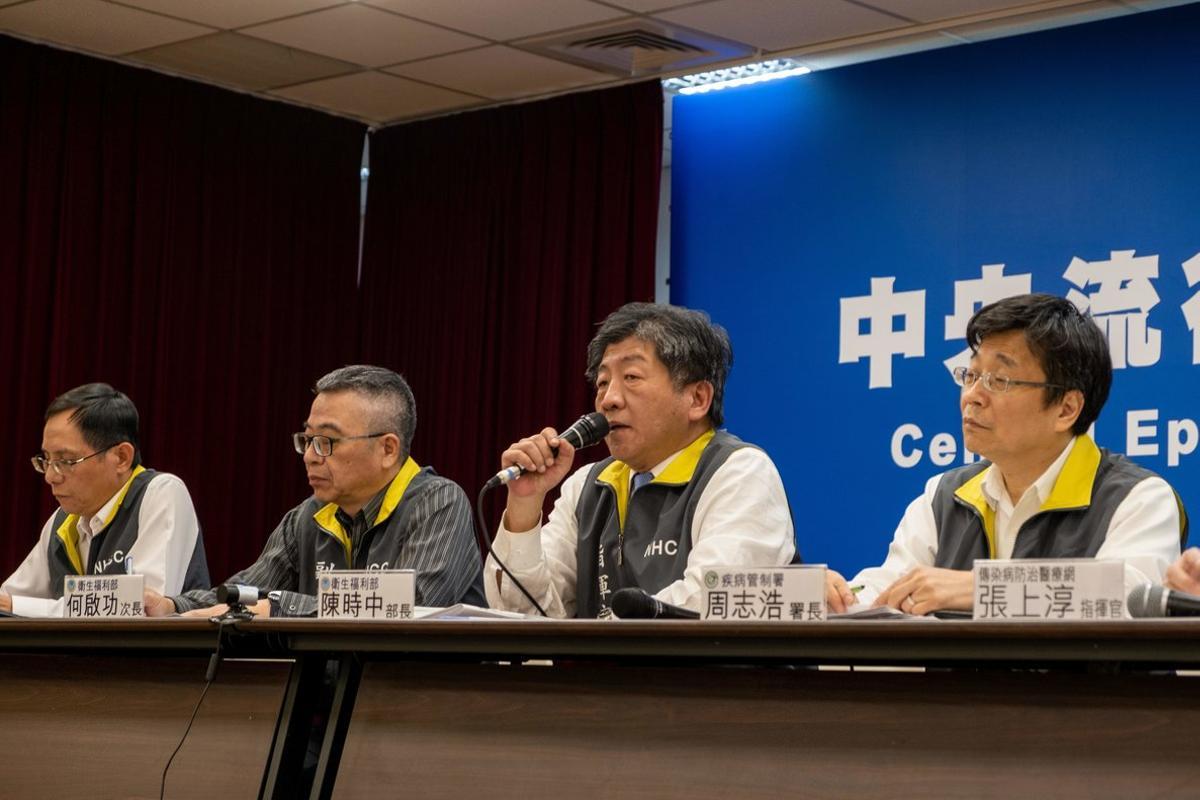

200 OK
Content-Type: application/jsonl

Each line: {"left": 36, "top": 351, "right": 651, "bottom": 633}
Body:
{"left": 317, "top": 569, "right": 415, "bottom": 621}
{"left": 64, "top": 574, "right": 144, "bottom": 618}
{"left": 973, "top": 559, "right": 1124, "bottom": 620}
{"left": 701, "top": 565, "right": 827, "bottom": 621}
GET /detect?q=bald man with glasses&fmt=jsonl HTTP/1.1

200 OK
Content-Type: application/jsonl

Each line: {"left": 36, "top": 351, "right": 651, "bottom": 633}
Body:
{"left": 2, "top": 383, "right": 208, "bottom": 617}
{"left": 146, "top": 365, "right": 484, "bottom": 617}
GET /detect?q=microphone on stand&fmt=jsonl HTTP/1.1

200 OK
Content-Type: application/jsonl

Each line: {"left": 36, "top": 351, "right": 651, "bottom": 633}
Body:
{"left": 215, "top": 583, "right": 259, "bottom": 610}
{"left": 1128, "top": 584, "right": 1200, "bottom": 617}
{"left": 611, "top": 587, "right": 700, "bottom": 620}
{"left": 206, "top": 584, "right": 261, "bottom": 681}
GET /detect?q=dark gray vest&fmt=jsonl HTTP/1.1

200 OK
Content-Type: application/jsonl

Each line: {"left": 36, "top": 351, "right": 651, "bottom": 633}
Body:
{"left": 930, "top": 446, "right": 1186, "bottom": 569}
{"left": 573, "top": 431, "right": 750, "bottom": 619}
{"left": 293, "top": 468, "right": 486, "bottom": 606}
{"left": 47, "top": 470, "right": 210, "bottom": 599}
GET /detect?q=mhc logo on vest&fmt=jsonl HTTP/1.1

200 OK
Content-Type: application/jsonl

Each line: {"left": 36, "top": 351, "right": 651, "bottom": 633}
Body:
{"left": 643, "top": 540, "right": 679, "bottom": 558}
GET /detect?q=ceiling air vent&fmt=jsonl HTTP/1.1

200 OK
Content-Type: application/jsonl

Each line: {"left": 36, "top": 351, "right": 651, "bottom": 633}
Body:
{"left": 519, "top": 20, "right": 754, "bottom": 77}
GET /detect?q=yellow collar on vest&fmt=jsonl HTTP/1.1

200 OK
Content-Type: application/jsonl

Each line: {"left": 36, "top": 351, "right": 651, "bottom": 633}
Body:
{"left": 597, "top": 429, "right": 716, "bottom": 530}
{"left": 55, "top": 465, "right": 146, "bottom": 576}
{"left": 953, "top": 435, "right": 1100, "bottom": 558}
{"left": 313, "top": 457, "right": 421, "bottom": 566}
{"left": 1039, "top": 435, "right": 1101, "bottom": 511}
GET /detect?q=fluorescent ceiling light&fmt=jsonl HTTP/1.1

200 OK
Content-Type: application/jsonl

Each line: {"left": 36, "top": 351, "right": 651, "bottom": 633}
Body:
{"left": 662, "top": 59, "right": 811, "bottom": 95}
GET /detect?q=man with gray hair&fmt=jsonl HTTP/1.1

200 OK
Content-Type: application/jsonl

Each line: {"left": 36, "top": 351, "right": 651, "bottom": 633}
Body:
{"left": 147, "top": 365, "right": 484, "bottom": 617}
{"left": 486, "top": 302, "right": 796, "bottom": 618}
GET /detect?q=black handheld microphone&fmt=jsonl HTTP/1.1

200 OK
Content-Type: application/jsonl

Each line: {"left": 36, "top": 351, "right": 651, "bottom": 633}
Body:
{"left": 611, "top": 587, "right": 700, "bottom": 620}
{"left": 1128, "top": 584, "right": 1200, "bottom": 618}
{"left": 486, "top": 412, "right": 610, "bottom": 488}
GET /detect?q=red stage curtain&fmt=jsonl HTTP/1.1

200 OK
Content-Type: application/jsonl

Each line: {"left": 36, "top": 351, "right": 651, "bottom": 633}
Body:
{"left": 0, "top": 35, "right": 366, "bottom": 580}
{"left": 0, "top": 29, "right": 661, "bottom": 583}
{"left": 358, "top": 80, "right": 662, "bottom": 517}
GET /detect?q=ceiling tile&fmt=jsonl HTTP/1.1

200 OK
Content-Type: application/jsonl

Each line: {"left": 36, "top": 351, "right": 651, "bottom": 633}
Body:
{"left": 115, "top": 0, "right": 344, "bottom": 30}
{"left": 243, "top": 4, "right": 485, "bottom": 68}
{"left": 364, "top": 0, "right": 626, "bottom": 41}
{"left": 944, "top": 0, "right": 1129, "bottom": 42}
{"left": 602, "top": 0, "right": 700, "bottom": 10}
{"left": 654, "top": 0, "right": 907, "bottom": 52}
{"left": 387, "top": 45, "right": 613, "bottom": 100}
{"left": 128, "top": 32, "right": 357, "bottom": 91}
{"left": 270, "top": 70, "right": 482, "bottom": 124}
{"left": 796, "top": 28, "right": 962, "bottom": 70}
{"left": 1121, "top": 0, "right": 1199, "bottom": 9}
{"left": 861, "top": 0, "right": 1049, "bottom": 24}
{"left": 0, "top": 0, "right": 212, "bottom": 54}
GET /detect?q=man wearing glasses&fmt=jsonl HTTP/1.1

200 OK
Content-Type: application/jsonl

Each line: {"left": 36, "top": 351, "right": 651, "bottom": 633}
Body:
{"left": 148, "top": 365, "right": 484, "bottom": 617}
{"left": 1, "top": 384, "right": 208, "bottom": 616}
{"left": 825, "top": 293, "right": 1184, "bottom": 615}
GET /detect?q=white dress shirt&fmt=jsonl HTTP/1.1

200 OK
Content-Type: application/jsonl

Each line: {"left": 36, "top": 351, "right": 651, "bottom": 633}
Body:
{"left": 485, "top": 444, "right": 795, "bottom": 617}
{"left": 851, "top": 438, "right": 1181, "bottom": 607}
{"left": 2, "top": 472, "right": 201, "bottom": 617}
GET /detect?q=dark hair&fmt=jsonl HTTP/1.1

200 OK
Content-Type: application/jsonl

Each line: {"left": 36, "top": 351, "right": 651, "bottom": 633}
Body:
{"left": 315, "top": 365, "right": 417, "bottom": 458}
{"left": 966, "top": 293, "right": 1111, "bottom": 435}
{"left": 45, "top": 383, "right": 141, "bottom": 467}
{"left": 585, "top": 302, "right": 733, "bottom": 428}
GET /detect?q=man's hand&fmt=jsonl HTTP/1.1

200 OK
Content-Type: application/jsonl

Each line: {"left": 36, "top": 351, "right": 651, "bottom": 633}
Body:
{"left": 180, "top": 600, "right": 270, "bottom": 618}
{"left": 873, "top": 566, "right": 974, "bottom": 615}
{"left": 1166, "top": 548, "right": 1200, "bottom": 595}
{"left": 501, "top": 428, "right": 576, "bottom": 533}
{"left": 143, "top": 588, "right": 177, "bottom": 617}
{"left": 0, "top": 591, "right": 11, "bottom": 614}
{"left": 144, "top": 588, "right": 270, "bottom": 618}
{"left": 824, "top": 570, "right": 857, "bottom": 614}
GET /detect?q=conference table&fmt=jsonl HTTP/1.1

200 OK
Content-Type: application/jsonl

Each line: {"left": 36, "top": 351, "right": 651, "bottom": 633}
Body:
{"left": 2, "top": 617, "right": 1199, "bottom": 799}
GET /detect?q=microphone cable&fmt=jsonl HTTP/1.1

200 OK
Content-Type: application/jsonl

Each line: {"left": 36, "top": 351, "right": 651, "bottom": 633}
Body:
{"left": 159, "top": 618, "right": 226, "bottom": 799}
{"left": 472, "top": 413, "right": 609, "bottom": 618}
{"left": 475, "top": 483, "right": 547, "bottom": 617}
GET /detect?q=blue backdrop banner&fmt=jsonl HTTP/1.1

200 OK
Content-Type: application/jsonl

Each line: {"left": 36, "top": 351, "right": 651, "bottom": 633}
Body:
{"left": 670, "top": 3, "right": 1200, "bottom": 575}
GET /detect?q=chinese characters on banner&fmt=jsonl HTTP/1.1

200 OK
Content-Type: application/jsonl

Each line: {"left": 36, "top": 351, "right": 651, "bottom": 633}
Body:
{"left": 839, "top": 252, "right": 1200, "bottom": 388}
{"left": 839, "top": 252, "right": 1200, "bottom": 470}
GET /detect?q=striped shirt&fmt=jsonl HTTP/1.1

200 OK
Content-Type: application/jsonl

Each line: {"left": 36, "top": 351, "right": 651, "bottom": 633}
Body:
{"left": 173, "top": 467, "right": 484, "bottom": 616}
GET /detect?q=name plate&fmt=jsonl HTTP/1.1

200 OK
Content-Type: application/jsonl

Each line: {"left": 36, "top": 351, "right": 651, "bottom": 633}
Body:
{"left": 701, "top": 565, "right": 827, "bottom": 621}
{"left": 973, "top": 559, "right": 1125, "bottom": 620}
{"left": 64, "top": 575, "right": 145, "bottom": 618}
{"left": 317, "top": 570, "right": 415, "bottom": 620}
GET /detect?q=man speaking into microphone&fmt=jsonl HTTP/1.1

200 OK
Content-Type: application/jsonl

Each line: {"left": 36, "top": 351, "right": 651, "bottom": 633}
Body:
{"left": 485, "top": 302, "right": 795, "bottom": 618}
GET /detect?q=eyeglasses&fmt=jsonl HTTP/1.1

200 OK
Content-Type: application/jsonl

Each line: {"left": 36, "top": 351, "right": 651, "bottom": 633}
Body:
{"left": 952, "top": 367, "right": 1065, "bottom": 394}
{"left": 292, "top": 432, "right": 392, "bottom": 458}
{"left": 32, "top": 445, "right": 115, "bottom": 476}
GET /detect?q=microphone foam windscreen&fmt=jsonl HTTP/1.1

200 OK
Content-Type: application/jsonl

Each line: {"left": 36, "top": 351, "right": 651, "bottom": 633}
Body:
{"left": 1127, "top": 583, "right": 1164, "bottom": 618}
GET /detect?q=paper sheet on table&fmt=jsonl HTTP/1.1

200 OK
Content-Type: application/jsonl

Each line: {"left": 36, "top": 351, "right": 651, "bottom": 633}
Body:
{"left": 413, "top": 604, "right": 538, "bottom": 620}
{"left": 830, "top": 603, "right": 930, "bottom": 620}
